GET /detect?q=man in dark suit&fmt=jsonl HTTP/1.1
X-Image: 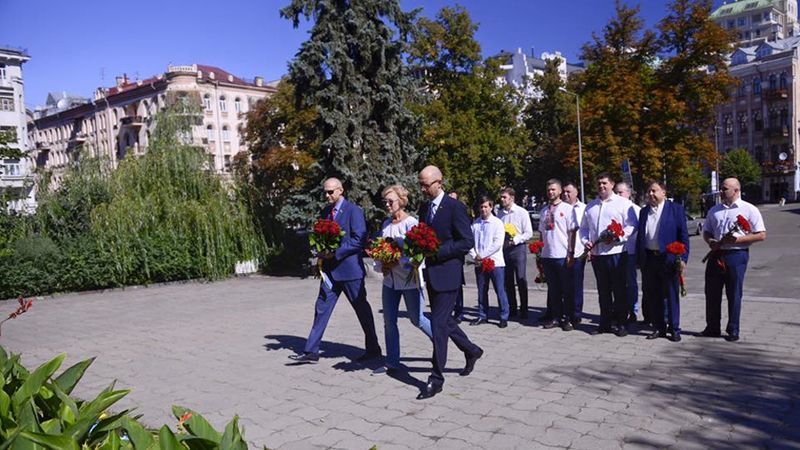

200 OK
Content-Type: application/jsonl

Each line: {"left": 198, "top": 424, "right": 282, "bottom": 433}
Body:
{"left": 289, "top": 177, "right": 382, "bottom": 363}
{"left": 636, "top": 181, "right": 689, "bottom": 342}
{"left": 416, "top": 166, "right": 483, "bottom": 400}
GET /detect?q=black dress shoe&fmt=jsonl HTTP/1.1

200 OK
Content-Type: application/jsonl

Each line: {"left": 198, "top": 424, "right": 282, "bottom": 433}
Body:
{"left": 724, "top": 334, "right": 740, "bottom": 342}
{"left": 469, "top": 318, "right": 487, "bottom": 326}
{"left": 459, "top": 348, "right": 484, "bottom": 376}
{"left": 561, "top": 321, "right": 574, "bottom": 331}
{"left": 288, "top": 353, "right": 319, "bottom": 363}
{"left": 498, "top": 320, "right": 508, "bottom": 328}
{"left": 669, "top": 331, "right": 682, "bottom": 342}
{"left": 538, "top": 313, "right": 552, "bottom": 322}
{"left": 355, "top": 350, "right": 382, "bottom": 362}
{"left": 453, "top": 315, "right": 463, "bottom": 324}
{"left": 590, "top": 327, "right": 612, "bottom": 335}
{"left": 615, "top": 327, "right": 629, "bottom": 337}
{"left": 416, "top": 382, "right": 443, "bottom": 400}
{"left": 628, "top": 312, "right": 638, "bottom": 323}
{"left": 646, "top": 330, "right": 665, "bottom": 340}
{"left": 542, "top": 321, "right": 558, "bottom": 329}
{"left": 701, "top": 328, "right": 722, "bottom": 337}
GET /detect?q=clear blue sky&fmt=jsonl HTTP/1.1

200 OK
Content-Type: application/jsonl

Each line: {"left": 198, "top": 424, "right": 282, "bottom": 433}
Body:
{"left": 0, "top": 1, "right": 723, "bottom": 108}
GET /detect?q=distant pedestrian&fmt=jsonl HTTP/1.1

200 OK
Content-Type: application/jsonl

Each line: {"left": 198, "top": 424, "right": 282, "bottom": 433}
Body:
{"left": 701, "top": 178, "right": 766, "bottom": 342}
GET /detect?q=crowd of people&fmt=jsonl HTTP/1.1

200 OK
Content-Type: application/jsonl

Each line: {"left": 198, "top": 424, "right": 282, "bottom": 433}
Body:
{"left": 287, "top": 166, "right": 767, "bottom": 400}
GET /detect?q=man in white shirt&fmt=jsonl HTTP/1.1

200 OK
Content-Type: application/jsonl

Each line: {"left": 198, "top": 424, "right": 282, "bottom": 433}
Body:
{"left": 580, "top": 173, "right": 639, "bottom": 336}
{"left": 539, "top": 179, "right": 578, "bottom": 331}
{"left": 701, "top": 178, "right": 766, "bottom": 342}
{"left": 563, "top": 182, "right": 586, "bottom": 326}
{"left": 614, "top": 182, "right": 642, "bottom": 324}
{"left": 469, "top": 196, "right": 510, "bottom": 328}
{"left": 497, "top": 187, "right": 534, "bottom": 320}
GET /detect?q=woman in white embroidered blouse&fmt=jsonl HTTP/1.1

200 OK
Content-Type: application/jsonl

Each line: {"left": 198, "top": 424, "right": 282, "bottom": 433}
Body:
{"left": 373, "top": 184, "right": 432, "bottom": 374}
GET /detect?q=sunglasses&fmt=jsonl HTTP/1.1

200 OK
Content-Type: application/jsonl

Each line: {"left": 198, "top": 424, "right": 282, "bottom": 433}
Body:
{"left": 419, "top": 180, "right": 441, "bottom": 189}
{"left": 383, "top": 199, "right": 396, "bottom": 205}
{"left": 324, "top": 189, "right": 338, "bottom": 195}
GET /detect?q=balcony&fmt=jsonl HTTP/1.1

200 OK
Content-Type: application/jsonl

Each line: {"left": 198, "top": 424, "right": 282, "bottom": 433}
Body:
{"left": 764, "top": 126, "right": 789, "bottom": 138}
{"left": 765, "top": 89, "right": 788, "bottom": 100}
{"left": 762, "top": 159, "right": 795, "bottom": 174}
{"left": 68, "top": 132, "right": 88, "bottom": 145}
{"left": 120, "top": 115, "right": 145, "bottom": 128}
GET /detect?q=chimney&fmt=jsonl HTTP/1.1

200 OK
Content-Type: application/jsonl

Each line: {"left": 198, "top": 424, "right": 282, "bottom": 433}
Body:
{"left": 227, "top": 74, "right": 234, "bottom": 82}
{"left": 209, "top": 71, "right": 215, "bottom": 80}
{"left": 255, "top": 76, "right": 263, "bottom": 87}
{"left": 115, "top": 76, "right": 124, "bottom": 87}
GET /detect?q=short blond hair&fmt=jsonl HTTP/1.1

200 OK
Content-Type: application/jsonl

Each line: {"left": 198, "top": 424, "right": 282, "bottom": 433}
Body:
{"left": 382, "top": 184, "right": 409, "bottom": 208}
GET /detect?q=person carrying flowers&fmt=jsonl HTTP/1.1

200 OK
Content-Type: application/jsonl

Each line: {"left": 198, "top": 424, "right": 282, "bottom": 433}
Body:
{"left": 288, "top": 177, "right": 381, "bottom": 364}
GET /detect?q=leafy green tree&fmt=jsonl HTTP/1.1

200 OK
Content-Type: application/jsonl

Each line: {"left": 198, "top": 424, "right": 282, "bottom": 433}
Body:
{"left": 410, "top": 6, "right": 529, "bottom": 205}
{"left": 522, "top": 57, "right": 574, "bottom": 193}
{"left": 654, "top": 0, "right": 735, "bottom": 198}
{"left": 720, "top": 148, "right": 761, "bottom": 187}
{"left": 0, "top": 129, "right": 23, "bottom": 159}
{"left": 279, "top": 0, "right": 422, "bottom": 224}
{"left": 575, "top": 0, "right": 660, "bottom": 196}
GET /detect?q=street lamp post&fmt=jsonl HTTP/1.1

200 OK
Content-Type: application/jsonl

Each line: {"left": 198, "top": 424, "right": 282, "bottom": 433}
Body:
{"left": 560, "top": 87, "right": 585, "bottom": 203}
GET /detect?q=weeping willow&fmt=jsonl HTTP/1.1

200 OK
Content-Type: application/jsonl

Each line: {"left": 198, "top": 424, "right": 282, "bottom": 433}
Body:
{"left": 90, "top": 106, "right": 264, "bottom": 285}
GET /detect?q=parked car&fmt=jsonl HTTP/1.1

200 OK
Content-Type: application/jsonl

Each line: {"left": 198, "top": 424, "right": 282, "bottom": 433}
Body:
{"left": 528, "top": 208, "right": 540, "bottom": 230}
{"left": 686, "top": 213, "right": 704, "bottom": 236}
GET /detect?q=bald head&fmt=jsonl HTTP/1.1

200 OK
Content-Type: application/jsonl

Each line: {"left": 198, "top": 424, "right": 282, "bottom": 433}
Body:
{"left": 323, "top": 177, "right": 344, "bottom": 204}
{"left": 720, "top": 177, "right": 741, "bottom": 205}
{"left": 419, "top": 165, "right": 444, "bottom": 199}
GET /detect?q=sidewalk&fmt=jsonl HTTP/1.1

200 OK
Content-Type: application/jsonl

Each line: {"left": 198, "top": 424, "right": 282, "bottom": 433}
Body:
{"left": 2, "top": 274, "right": 798, "bottom": 449}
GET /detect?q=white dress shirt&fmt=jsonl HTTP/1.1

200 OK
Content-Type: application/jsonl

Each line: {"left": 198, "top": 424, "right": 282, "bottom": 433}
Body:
{"left": 469, "top": 215, "right": 506, "bottom": 267}
{"left": 497, "top": 203, "right": 534, "bottom": 245}
{"left": 703, "top": 198, "right": 766, "bottom": 250}
{"left": 374, "top": 215, "right": 422, "bottom": 290}
{"left": 644, "top": 200, "right": 665, "bottom": 251}
{"left": 538, "top": 201, "right": 576, "bottom": 259}
{"left": 625, "top": 203, "right": 642, "bottom": 255}
{"left": 568, "top": 200, "right": 586, "bottom": 257}
{"left": 579, "top": 193, "right": 638, "bottom": 256}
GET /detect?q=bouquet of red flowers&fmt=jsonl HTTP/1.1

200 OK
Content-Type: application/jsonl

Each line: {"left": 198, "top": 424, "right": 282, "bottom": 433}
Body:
{"left": 480, "top": 257, "right": 496, "bottom": 273}
{"left": 666, "top": 241, "right": 687, "bottom": 297}
{"left": 579, "top": 219, "right": 624, "bottom": 261}
{"left": 310, "top": 219, "right": 345, "bottom": 255}
{"left": 367, "top": 237, "right": 402, "bottom": 270}
{"left": 528, "top": 240, "right": 546, "bottom": 283}
{"left": 701, "top": 214, "right": 752, "bottom": 266}
{"left": 404, "top": 223, "right": 440, "bottom": 267}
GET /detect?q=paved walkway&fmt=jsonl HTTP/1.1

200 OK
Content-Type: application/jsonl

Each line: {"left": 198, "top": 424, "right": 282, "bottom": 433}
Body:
{"left": 2, "top": 205, "right": 799, "bottom": 449}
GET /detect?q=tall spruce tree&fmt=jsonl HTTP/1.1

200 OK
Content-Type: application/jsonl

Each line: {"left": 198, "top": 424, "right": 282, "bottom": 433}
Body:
{"left": 279, "top": 0, "right": 422, "bottom": 225}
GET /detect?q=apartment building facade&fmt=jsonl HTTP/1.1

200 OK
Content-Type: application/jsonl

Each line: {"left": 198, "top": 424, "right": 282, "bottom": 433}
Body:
{"left": 27, "top": 64, "right": 275, "bottom": 188}
{"left": 711, "top": 0, "right": 799, "bottom": 46}
{"left": 0, "top": 47, "right": 35, "bottom": 212}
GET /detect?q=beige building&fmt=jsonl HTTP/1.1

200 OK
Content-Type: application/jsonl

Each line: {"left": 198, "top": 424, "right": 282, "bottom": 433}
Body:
{"left": 717, "top": 35, "right": 800, "bottom": 201}
{"left": 711, "top": 0, "right": 799, "bottom": 46}
{"left": 28, "top": 64, "right": 275, "bottom": 188}
{"left": 0, "top": 46, "right": 35, "bottom": 212}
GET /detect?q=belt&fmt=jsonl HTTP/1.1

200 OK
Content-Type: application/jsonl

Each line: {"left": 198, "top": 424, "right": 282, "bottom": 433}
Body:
{"left": 720, "top": 248, "right": 749, "bottom": 253}
{"left": 645, "top": 249, "right": 662, "bottom": 256}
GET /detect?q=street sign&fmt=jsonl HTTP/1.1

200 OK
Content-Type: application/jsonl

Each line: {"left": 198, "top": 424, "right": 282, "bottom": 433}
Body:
{"left": 711, "top": 170, "right": 718, "bottom": 193}
{"left": 621, "top": 159, "right": 633, "bottom": 187}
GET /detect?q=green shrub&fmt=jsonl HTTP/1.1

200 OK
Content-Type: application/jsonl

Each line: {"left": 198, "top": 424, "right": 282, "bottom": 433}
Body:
{"left": 13, "top": 235, "right": 59, "bottom": 262}
{"left": 0, "top": 346, "right": 260, "bottom": 449}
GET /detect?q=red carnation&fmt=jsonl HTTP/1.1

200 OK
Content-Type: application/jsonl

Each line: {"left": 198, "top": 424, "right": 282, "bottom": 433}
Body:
{"left": 480, "top": 258, "right": 495, "bottom": 273}
{"left": 528, "top": 240, "right": 545, "bottom": 254}
{"left": 736, "top": 215, "right": 752, "bottom": 233}
{"left": 666, "top": 241, "right": 687, "bottom": 296}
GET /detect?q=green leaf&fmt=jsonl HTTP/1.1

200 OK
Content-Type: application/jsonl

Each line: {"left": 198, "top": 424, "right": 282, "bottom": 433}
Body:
{"left": 157, "top": 426, "right": 184, "bottom": 450}
{"left": 219, "top": 416, "right": 246, "bottom": 450}
{"left": 47, "top": 380, "right": 78, "bottom": 425}
{"left": 11, "top": 354, "right": 65, "bottom": 412}
{"left": 53, "top": 358, "right": 95, "bottom": 395}
{"left": 0, "top": 347, "right": 8, "bottom": 365}
{"left": 66, "top": 389, "right": 130, "bottom": 442}
{"left": 175, "top": 437, "right": 217, "bottom": 450}
{"left": 18, "top": 431, "right": 79, "bottom": 450}
{"left": 171, "top": 407, "right": 220, "bottom": 442}
{"left": 86, "top": 410, "right": 130, "bottom": 446}
{"left": 119, "top": 417, "right": 154, "bottom": 449}
{"left": 0, "top": 389, "right": 10, "bottom": 417}
{"left": 96, "top": 432, "right": 121, "bottom": 450}
{"left": 39, "top": 418, "right": 61, "bottom": 434}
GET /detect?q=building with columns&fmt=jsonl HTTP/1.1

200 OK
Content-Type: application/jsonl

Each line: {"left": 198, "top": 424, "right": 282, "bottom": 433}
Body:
{"left": 717, "top": 35, "right": 800, "bottom": 201}
{"left": 0, "top": 46, "right": 35, "bottom": 212}
{"left": 27, "top": 64, "right": 275, "bottom": 189}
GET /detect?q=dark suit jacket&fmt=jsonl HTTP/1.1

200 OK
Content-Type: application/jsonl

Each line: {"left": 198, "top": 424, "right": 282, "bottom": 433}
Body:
{"left": 636, "top": 200, "right": 690, "bottom": 269}
{"left": 320, "top": 198, "right": 367, "bottom": 282}
{"left": 419, "top": 195, "right": 475, "bottom": 292}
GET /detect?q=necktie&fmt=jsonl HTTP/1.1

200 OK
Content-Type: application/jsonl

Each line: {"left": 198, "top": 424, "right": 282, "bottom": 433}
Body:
{"left": 428, "top": 202, "right": 436, "bottom": 223}
{"left": 330, "top": 207, "right": 337, "bottom": 220}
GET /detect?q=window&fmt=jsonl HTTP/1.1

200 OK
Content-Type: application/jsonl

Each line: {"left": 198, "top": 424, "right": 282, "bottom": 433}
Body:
{"left": 727, "top": 20, "right": 735, "bottom": 28}
{"left": 0, "top": 65, "right": 6, "bottom": 80}
{"left": 203, "top": 94, "right": 212, "bottom": 111}
{"left": 222, "top": 125, "right": 230, "bottom": 142}
{"left": 738, "top": 112, "right": 748, "bottom": 132}
{"left": 769, "top": 74, "right": 777, "bottom": 90}
{"left": 206, "top": 125, "right": 214, "bottom": 141}
{"left": 724, "top": 115, "right": 733, "bottom": 135}
{"left": 780, "top": 108, "right": 788, "bottom": 126}
{"left": 753, "top": 111, "right": 763, "bottom": 131}
{"left": 769, "top": 109, "right": 778, "bottom": 128}
{"left": 753, "top": 77, "right": 762, "bottom": 94}
{"left": 755, "top": 146, "right": 764, "bottom": 162}
{"left": 0, "top": 97, "right": 14, "bottom": 112}
{"left": 738, "top": 82, "right": 747, "bottom": 96}
{"left": 738, "top": 17, "right": 746, "bottom": 26}
{"left": 219, "top": 95, "right": 227, "bottom": 112}
{"left": 224, "top": 155, "right": 231, "bottom": 172}
{"left": 780, "top": 72, "right": 788, "bottom": 89}
{"left": 234, "top": 98, "right": 242, "bottom": 113}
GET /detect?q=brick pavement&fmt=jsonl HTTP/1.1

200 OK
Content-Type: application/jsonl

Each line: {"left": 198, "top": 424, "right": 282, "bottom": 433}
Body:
{"left": 2, "top": 270, "right": 799, "bottom": 449}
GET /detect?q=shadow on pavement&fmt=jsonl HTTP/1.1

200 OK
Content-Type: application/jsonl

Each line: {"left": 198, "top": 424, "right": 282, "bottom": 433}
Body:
{"left": 545, "top": 340, "right": 800, "bottom": 447}
{"left": 263, "top": 334, "right": 362, "bottom": 362}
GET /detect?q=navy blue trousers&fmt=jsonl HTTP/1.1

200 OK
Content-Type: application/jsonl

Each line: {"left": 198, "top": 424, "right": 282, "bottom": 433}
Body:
{"left": 704, "top": 249, "right": 749, "bottom": 336}
{"left": 590, "top": 254, "right": 628, "bottom": 329}
{"left": 566, "top": 257, "right": 585, "bottom": 322}
{"left": 641, "top": 252, "right": 681, "bottom": 332}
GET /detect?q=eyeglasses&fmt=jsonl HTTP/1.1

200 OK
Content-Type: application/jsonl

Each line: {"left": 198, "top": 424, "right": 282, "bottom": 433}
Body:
{"left": 383, "top": 199, "right": 395, "bottom": 206}
{"left": 324, "top": 189, "right": 338, "bottom": 195}
{"left": 419, "top": 180, "right": 441, "bottom": 189}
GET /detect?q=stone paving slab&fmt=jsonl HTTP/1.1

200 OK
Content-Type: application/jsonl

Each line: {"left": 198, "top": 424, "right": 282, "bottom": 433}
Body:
{"left": 2, "top": 271, "right": 799, "bottom": 449}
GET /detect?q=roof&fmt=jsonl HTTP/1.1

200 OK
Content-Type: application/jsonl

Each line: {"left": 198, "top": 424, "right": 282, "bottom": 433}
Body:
{"left": 104, "top": 64, "right": 262, "bottom": 97}
{"left": 710, "top": 0, "right": 776, "bottom": 19}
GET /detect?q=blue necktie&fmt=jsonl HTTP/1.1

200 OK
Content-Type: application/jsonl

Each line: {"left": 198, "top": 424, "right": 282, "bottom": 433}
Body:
{"left": 428, "top": 202, "right": 436, "bottom": 223}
